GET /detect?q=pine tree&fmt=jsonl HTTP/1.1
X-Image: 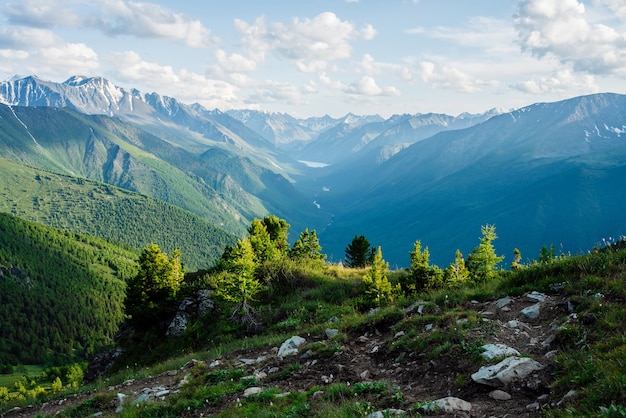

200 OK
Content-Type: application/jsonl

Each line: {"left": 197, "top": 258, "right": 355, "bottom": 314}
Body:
{"left": 466, "top": 224, "right": 504, "bottom": 282}
{"left": 345, "top": 235, "right": 372, "bottom": 268}
{"left": 362, "top": 247, "right": 399, "bottom": 307}
{"left": 125, "top": 243, "right": 184, "bottom": 326}
{"left": 445, "top": 249, "right": 470, "bottom": 285}
{"left": 289, "top": 228, "right": 325, "bottom": 260}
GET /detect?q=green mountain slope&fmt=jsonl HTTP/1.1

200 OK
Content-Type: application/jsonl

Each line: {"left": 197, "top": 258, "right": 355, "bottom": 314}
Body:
{"left": 0, "top": 212, "right": 137, "bottom": 365}
{"left": 0, "top": 158, "right": 237, "bottom": 271}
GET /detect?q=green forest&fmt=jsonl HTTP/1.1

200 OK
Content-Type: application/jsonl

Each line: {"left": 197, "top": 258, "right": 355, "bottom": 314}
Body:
{"left": 0, "top": 158, "right": 237, "bottom": 270}
{"left": 0, "top": 213, "right": 137, "bottom": 365}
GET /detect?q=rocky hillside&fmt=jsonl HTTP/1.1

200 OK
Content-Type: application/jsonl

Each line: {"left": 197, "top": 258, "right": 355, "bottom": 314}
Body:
{"left": 4, "top": 243, "right": 625, "bottom": 417}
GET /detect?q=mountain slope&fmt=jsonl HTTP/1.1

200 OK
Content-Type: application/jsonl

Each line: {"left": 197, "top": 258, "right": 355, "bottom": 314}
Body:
{"left": 317, "top": 93, "right": 626, "bottom": 266}
{"left": 0, "top": 212, "right": 137, "bottom": 365}
{"left": 0, "top": 158, "right": 236, "bottom": 270}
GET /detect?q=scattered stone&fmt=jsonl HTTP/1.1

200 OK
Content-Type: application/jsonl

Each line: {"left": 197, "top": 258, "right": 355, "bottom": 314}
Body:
{"left": 425, "top": 323, "right": 433, "bottom": 331}
{"left": 238, "top": 358, "right": 256, "bottom": 365}
{"left": 471, "top": 356, "right": 543, "bottom": 387}
{"left": 370, "top": 346, "right": 379, "bottom": 354}
{"left": 394, "top": 331, "right": 405, "bottom": 339}
{"left": 551, "top": 282, "right": 565, "bottom": 292}
{"left": 422, "top": 396, "right": 472, "bottom": 413}
{"left": 367, "top": 409, "right": 406, "bottom": 418}
{"left": 131, "top": 393, "right": 151, "bottom": 406}
{"left": 489, "top": 390, "right": 512, "bottom": 401}
{"left": 526, "top": 402, "right": 541, "bottom": 411}
{"left": 480, "top": 343, "right": 520, "bottom": 360}
{"left": 527, "top": 291, "right": 547, "bottom": 302}
{"left": 209, "top": 360, "right": 221, "bottom": 368}
{"left": 321, "top": 374, "right": 333, "bottom": 384}
{"left": 278, "top": 336, "right": 306, "bottom": 357}
{"left": 506, "top": 320, "right": 519, "bottom": 328}
{"left": 327, "top": 316, "right": 340, "bottom": 323}
{"left": 268, "top": 367, "right": 279, "bottom": 374}
{"left": 177, "top": 374, "right": 190, "bottom": 388}
{"left": 495, "top": 296, "right": 512, "bottom": 309}
{"left": 255, "top": 372, "right": 268, "bottom": 380}
{"left": 115, "top": 393, "right": 127, "bottom": 413}
{"left": 243, "top": 387, "right": 263, "bottom": 397}
{"left": 360, "top": 370, "right": 370, "bottom": 380}
{"left": 456, "top": 318, "right": 469, "bottom": 325}
{"left": 274, "top": 392, "right": 291, "bottom": 398}
{"left": 92, "top": 412, "right": 103, "bottom": 417}
{"left": 521, "top": 303, "right": 541, "bottom": 320}
{"left": 196, "top": 289, "right": 216, "bottom": 316}
{"left": 155, "top": 389, "right": 170, "bottom": 398}
{"left": 325, "top": 328, "right": 339, "bottom": 339}
{"left": 403, "top": 301, "right": 423, "bottom": 314}
{"left": 544, "top": 350, "right": 558, "bottom": 360}
{"left": 356, "top": 335, "right": 369, "bottom": 344}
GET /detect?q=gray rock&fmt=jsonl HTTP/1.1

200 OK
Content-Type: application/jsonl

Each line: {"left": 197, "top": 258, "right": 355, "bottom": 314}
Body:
{"left": 521, "top": 303, "right": 541, "bottom": 320}
{"left": 481, "top": 343, "right": 520, "bottom": 360}
{"left": 278, "top": 336, "right": 306, "bottom": 357}
{"left": 422, "top": 396, "right": 472, "bottom": 413}
{"left": 495, "top": 296, "right": 512, "bottom": 309}
{"left": 527, "top": 291, "right": 547, "bottom": 302}
{"left": 166, "top": 311, "right": 189, "bottom": 337}
{"left": 131, "top": 393, "right": 151, "bottom": 406}
{"left": 489, "top": 389, "right": 512, "bottom": 401}
{"left": 243, "top": 387, "right": 263, "bottom": 397}
{"left": 471, "top": 356, "right": 543, "bottom": 387}
{"left": 367, "top": 409, "right": 406, "bottom": 418}
{"left": 325, "top": 328, "right": 339, "bottom": 339}
{"left": 196, "top": 289, "right": 215, "bottom": 316}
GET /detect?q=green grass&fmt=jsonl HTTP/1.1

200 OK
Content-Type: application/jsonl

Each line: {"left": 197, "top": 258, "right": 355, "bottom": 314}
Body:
{"left": 0, "top": 365, "right": 44, "bottom": 387}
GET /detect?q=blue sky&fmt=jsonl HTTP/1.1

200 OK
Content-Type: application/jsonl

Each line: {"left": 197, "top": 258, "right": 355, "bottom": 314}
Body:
{"left": 1, "top": 0, "right": 625, "bottom": 117}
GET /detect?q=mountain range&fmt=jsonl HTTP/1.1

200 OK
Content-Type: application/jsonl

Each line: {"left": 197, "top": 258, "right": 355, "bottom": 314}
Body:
{"left": 1, "top": 75, "right": 625, "bottom": 267}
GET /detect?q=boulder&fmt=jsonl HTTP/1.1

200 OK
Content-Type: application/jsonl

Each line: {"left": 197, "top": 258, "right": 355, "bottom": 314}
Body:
{"left": 481, "top": 343, "right": 520, "bottom": 360}
{"left": 278, "top": 336, "right": 306, "bottom": 357}
{"left": 196, "top": 289, "right": 215, "bottom": 316}
{"left": 521, "top": 303, "right": 541, "bottom": 320}
{"left": 422, "top": 396, "right": 472, "bottom": 413}
{"left": 472, "top": 356, "right": 543, "bottom": 387}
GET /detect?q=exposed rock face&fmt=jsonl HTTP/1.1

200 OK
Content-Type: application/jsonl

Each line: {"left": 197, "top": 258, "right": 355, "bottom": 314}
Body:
{"left": 166, "top": 290, "right": 217, "bottom": 337}
{"left": 278, "top": 336, "right": 306, "bottom": 357}
{"left": 84, "top": 347, "right": 124, "bottom": 382}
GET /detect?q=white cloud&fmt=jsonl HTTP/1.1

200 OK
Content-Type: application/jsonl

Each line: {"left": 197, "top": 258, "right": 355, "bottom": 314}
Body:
{"left": 3, "top": 0, "right": 81, "bottom": 27}
{"left": 514, "top": 69, "right": 599, "bottom": 94}
{"left": 90, "top": 0, "right": 213, "bottom": 47}
{"left": 347, "top": 76, "right": 400, "bottom": 96}
{"left": 515, "top": 0, "right": 626, "bottom": 76}
{"left": 0, "top": 27, "right": 61, "bottom": 48}
{"left": 419, "top": 61, "right": 498, "bottom": 93}
{"left": 235, "top": 12, "right": 376, "bottom": 72}
{"left": 105, "top": 51, "right": 238, "bottom": 108}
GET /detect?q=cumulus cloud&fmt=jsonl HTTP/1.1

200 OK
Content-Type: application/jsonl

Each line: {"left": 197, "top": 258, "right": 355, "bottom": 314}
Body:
{"left": 90, "top": 0, "right": 214, "bottom": 47}
{"left": 319, "top": 72, "right": 399, "bottom": 96}
{"left": 105, "top": 51, "right": 238, "bottom": 108}
{"left": 235, "top": 12, "right": 376, "bottom": 72}
{"left": 515, "top": 0, "right": 626, "bottom": 76}
{"left": 419, "top": 61, "right": 498, "bottom": 93}
{"left": 513, "top": 69, "right": 599, "bottom": 94}
{"left": 3, "top": 0, "right": 81, "bottom": 27}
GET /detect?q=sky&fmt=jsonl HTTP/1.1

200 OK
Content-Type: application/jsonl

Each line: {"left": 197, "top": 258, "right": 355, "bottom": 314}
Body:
{"left": 1, "top": 0, "right": 626, "bottom": 118}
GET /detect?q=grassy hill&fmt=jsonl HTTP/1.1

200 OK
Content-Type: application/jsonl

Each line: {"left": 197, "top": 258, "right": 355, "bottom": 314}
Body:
{"left": 0, "top": 212, "right": 138, "bottom": 366}
{"left": 2, "top": 237, "right": 625, "bottom": 416}
{"left": 0, "top": 158, "right": 237, "bottom": 270}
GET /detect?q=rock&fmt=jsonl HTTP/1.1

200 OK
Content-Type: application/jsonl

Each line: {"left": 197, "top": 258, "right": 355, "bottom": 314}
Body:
{"left": 278, "top": 336, "right": 306, "bottom": 357}
{"left": 325, "top": 328, "right": 339, "bottom": 339}
{"left": 243, "top": 387, "right": 263, "bottom": 397}
{"left": 425, "top": 323, "right": 433, "bottom": 331}
{"left": 544, "top": 350, "right": 558, "bottom": 360}
{"left": 327, "top": 316, "right": 340, "bottom": 323}
{"left": 521, "top": 303, "right": 541, "bottom": 320}
{"left": 85, "top": 347, "right": 124, "bottom": 382}
{"left": 115, "top": 393, "right": 127, "bottom": 413}
{"left": 209, "top": 360, "right": 221, "bottom": 368}
{"left": 196, "top": 289, "right": 215, "bottom": 316}
{"left": 155, "top": 389, "right": 170, "bottom": 398}
{"left": 471, "top": 356, "right": 543, "bottom": 387}
{"left": 255, "top": 371, "right": 268, "bottom": 380}
{"left": 480, "top": 343, "right": 520, "bottom": 360}
{"left": 422, "top": 396, "right": 472, "bottom": 413}
{"left": 394, "top": 331, "right": 405, "bottom": 339}
{"left": 527, "top": 291, "right": 547, "bottom": 302}
{"left": 356, "top": 335, "right": 370, "bottom": 344}
{"left": 131, "top": 393, "right": 151, "bottom": 406}
{"left": 526, "top": 402, "right": 541, "bottom": 411}
{"left": 489, "top": 390, "right": 512, "bottom": 401}
{"left": 166, "top": 311, "right": 189, "bottom": 337}
{"left": 495, "top": 296, "right": 512, "bottom": 309}
{"left": 268, "top": 367, "right": 279, "bottom": 374}
{"left": 360, "top": 370, "right": 370, "bottom": 380}
{"left": 367, "top": 409, "right": 406, "bottom": 418}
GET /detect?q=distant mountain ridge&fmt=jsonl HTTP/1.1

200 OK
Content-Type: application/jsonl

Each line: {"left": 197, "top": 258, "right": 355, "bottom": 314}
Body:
{"left": 1, "top": 74, "right": 625, "bottom": 268}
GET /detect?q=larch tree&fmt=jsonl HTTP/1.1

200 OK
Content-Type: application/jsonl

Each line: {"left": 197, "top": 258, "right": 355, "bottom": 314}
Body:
{"left": 466, "top": 224, "right": 504, "bottom": 282}
{"left": 345, "top": 235, "right": 373, "bottom": 268}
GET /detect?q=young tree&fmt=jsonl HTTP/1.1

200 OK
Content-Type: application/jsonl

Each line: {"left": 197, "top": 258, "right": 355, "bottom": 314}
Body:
{"left": 214, "top": 238, "right": 266, "bottom": 329}
{"left": 362, "top": 247, "right": 399, "bottom": 307}
{"left": 466, "top": 224, "right": 504, "bottom": 282}
{"left": 404, "top": 240, "right": 443, "bottom": 291}
{"left": 260, "top": 215, "right": 290, "bottom": 253}
{"left": 345, "top": 235, "right": 373, "bottom": 268}
{"left": 445, "top": 249, "right": 470, "bottom": 285}
{"left": 247, "top": 216, "right": 291, "bottom": 263}
{"left": 289, "top": 228, "right": 326, "bottom": 260}
{"left": 125, "top": 243, "right": 184, "bottom": 326}
{"left": 511, "top": 248, "right": 523, "bottom": 269}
